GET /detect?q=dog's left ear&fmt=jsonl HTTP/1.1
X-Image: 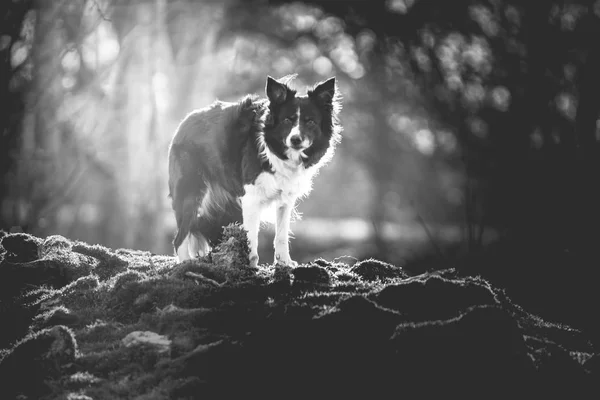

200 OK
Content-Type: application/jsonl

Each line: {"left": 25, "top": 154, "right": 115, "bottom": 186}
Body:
{"left": 310, "top": 77, "right": 337, "bottom": 104}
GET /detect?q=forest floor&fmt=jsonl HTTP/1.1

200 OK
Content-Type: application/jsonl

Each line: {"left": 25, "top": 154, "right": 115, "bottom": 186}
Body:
{"left": 0, "top": 225, "right": 598, "bottom": 399}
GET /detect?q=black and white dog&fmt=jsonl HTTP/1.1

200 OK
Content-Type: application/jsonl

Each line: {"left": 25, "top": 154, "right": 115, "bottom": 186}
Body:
{"left": 168, "top": 74, "right": 342, "bottom": 267}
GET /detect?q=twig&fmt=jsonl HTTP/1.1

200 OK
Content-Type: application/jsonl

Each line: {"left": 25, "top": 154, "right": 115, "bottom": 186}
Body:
{"left": 90, "top": 0, "right": 111, "bottom": 22}
{"left": 185, "top": 271, "right": 225, "bottom": 287}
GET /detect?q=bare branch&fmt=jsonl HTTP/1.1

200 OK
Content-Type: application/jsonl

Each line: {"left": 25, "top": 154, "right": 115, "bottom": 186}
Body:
{"left": 90, "top": 0, "right": 111, "bottom": 22}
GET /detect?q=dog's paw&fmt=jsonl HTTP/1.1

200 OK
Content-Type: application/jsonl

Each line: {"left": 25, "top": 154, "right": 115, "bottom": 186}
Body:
{"left": 249, "top": 253, "right": 259, "bottom": 268}
{"left": 275, "top": 254, "right": 298, "bottom": 268}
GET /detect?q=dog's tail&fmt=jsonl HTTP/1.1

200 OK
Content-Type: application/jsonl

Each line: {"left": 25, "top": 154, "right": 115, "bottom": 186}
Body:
{"left": 169, "top": 144, "right": 209, "bottom": 260}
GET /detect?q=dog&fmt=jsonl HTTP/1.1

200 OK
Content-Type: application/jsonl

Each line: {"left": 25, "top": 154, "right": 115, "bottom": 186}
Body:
{"left": 168, "top": 74, "right": 342, "bottom": 267}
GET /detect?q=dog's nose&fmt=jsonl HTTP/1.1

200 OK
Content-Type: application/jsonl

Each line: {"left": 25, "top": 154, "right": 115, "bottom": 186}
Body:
{"left": 290, "top": 135, "right": 302, "bottom": 147}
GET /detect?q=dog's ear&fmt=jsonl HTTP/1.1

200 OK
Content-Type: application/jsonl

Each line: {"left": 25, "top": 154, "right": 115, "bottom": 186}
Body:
{"left": 266, "top": 76, "right": 289, "bottom": 105}
{"left": 310, "top": 77, "right": 337, "bottom": 104}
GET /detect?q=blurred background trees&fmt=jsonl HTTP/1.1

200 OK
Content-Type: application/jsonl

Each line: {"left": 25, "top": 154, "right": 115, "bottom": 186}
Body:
{"left": 0, "top": 0, "right": 468, "bottom": 262}
{"left": 2, "top": 0, "right": 600, "bottom": 328}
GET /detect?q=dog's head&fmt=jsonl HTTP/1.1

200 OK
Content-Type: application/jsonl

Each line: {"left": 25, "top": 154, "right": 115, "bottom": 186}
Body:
{"left": 262, "top": 74, "right": 342, "bottom": 167}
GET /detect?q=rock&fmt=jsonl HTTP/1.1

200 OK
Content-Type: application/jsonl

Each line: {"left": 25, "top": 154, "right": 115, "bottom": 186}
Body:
{"left": 121, "top": 331, "right": 171, "bottom": 354}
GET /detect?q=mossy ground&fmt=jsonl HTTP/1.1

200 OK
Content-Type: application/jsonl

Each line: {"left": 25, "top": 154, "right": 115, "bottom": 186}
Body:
{"left": 0, "top": 224, "right": 598, "bottom": 399}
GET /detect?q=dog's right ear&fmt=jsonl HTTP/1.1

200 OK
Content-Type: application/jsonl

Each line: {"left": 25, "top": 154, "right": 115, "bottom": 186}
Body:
{"left": 266, "top": 76, "right": 289, "bottom": 105}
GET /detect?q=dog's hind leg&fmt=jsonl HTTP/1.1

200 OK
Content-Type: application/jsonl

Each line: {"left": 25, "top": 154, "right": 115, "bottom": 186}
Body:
{"left": 187, "top": 231, "right": 209, "bottom": 259}
{"left": 176, "top": 235, "right": 191, "bottom": 261}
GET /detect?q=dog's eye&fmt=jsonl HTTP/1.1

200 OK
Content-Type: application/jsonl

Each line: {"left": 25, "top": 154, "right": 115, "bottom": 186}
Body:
{"left": 283, "top": 117, "right": 293, "bottom": 124}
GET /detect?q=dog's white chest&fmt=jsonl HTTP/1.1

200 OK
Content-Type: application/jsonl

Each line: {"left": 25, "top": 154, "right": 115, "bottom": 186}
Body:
{"left": 242, "top": 162, "right": 315, "bottom": 208}
{"left": 255, "top": 167, "right": 313, "bottom": 204}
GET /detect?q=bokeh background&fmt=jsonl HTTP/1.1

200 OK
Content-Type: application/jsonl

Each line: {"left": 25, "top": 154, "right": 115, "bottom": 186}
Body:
{"left": 1, "top": 0, "right": 599, "bottom": 280}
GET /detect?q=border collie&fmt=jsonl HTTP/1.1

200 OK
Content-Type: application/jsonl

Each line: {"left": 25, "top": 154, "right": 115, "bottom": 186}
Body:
{"left": 168, "top": 74, "right": 342, "bottom": 267}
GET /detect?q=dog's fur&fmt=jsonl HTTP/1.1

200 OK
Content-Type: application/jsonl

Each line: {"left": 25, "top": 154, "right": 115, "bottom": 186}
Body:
{"left": 168, "top": 74, "right": 342, "bottom": 267}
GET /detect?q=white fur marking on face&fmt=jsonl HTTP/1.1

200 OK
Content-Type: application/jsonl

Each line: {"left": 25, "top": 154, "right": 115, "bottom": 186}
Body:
{"left": 257, "top": 105, "right": 313, "bottom": 171}
{"left": 284, "top": 108, "right": 312, "bottom": 161}
{"left": 285, "top": 108, "right": 301, "bottom": 148}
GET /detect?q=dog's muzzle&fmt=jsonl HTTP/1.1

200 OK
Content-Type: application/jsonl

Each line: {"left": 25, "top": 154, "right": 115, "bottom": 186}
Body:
{"left": 287, "top": 133, "right": 311, "bottom": 151}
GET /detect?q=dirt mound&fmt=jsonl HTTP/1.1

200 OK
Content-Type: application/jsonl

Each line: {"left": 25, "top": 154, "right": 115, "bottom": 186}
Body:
{"left": 0, "top": 225, "right": 597, "bottom": 399}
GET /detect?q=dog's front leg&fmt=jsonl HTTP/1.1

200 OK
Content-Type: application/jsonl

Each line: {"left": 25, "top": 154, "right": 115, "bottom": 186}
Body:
{"left": 242, "top": 196, "right": 262, "bottom": 268}
{"left": 274, "top": 201, "right": 297, "bottom": 267}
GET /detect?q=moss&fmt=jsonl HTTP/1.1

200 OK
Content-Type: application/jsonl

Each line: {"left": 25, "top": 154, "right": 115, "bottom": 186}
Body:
{"left": 169, "top": 225, "right": 256, "bottom": 285}
{"left": 78, "top": 341, "right": 167, "bottom": 377}
{"left": 292, "top": 266, "right": 330, "bottom": 286}
{"left": 168, "top": 260, "right": 222, "bottom": 282}
{"left": 272, "top": 264, "right": 293, "bottom": 285}
{"left": 0, "top": 258, "right": 76, "bottom": 301}
{"left": 205, "top": 223, "right": 254, "bottom": 281}
{"left": 57, "top": 275, "right": 101, "bottom": 298}
{"left": 350, "top": 258, "right": 410, "bottom": 281}
{"left": 156, "top": 305, "right": 211, "bottom": 327}
{"left": 108, "top": 269, "right": 150, "bottom": 291}
{"left": 66, "top": 393, "right": 95, "bottom": 400}
{"left": 373, "top": 274, "right": 498, "bottom": 320}
{"left": 333, "top": 270, "right": 359, "bottom": 282}
{"left": 0, "top": 233, "right": 41, "bottom": 263}
{"left": 64, "top": 371, "right": 102, "bottom": 391}
{"left": 0, "top": 325, "right": 78, "bottom": 398}
{"left": 103, "top": 274, "right": 220, "bottom": 324}
{"left": 2, "top": 230, "right": 598, "bottom": 398}
{"left": 41, "top": 235, "right": 73, "bottom": 255}
{"left": 72, "top": 242, "right": 128, "bottom": 279}
{"left": 311, "top": 258, "right": 332, "bottom": 268}
{"left": 77, "top": 320, "right": 127, "bottom": 348}
{"left": 168, "top": 376, "right": 206, "bottom": 398}
{"left": 57, "top": 275, "right": 103, "bottom": 310}
{"left": 32, "top": 305, "right": 79, "bottom": 330}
